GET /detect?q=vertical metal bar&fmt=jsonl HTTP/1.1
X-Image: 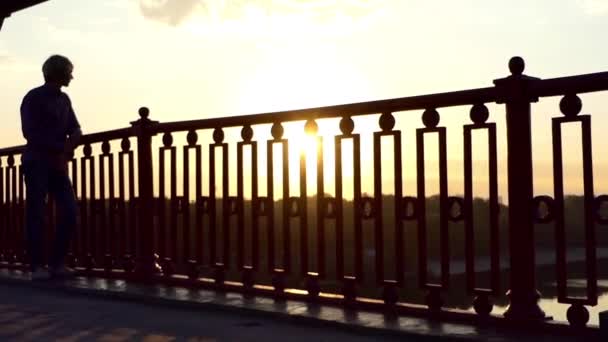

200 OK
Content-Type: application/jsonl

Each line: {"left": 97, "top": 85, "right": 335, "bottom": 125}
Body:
{"left": 237, "top": 142, "right": 244, "bottom": 269}
{"left": 266, "top": 140, "right": 275, "bottom": 271}
{"left": 581, "top": 116, "right": 597, "bottom": 304}
{"left": 282, "top": 140, "right": 290, "bottom": 273}
{"left": 552, "top": 119, "right": 567, "bottom": 300}
{"left": 334, "top": 136, "right": 344, "bottom": 280}
{"left": 80, "top": 155, "right": 89, "bottom": 264}
{"left": 316, "top": 136, "right": 325, "bottom": 278}
{"left": 19, "top": 162, "right": 25, "bottom": 261}
{"left": 183, "top": 145, "right": 191, "bottom": 264}
{"left": 89, "top": 157, "right": 97, "bottom": 263}
{"left": 463, "top": 126, "right": 475, "bottom": 292}
{"left": 99, "top": 152, "right": 107, "bottom": 261}
{"left": 10, "top": 163, "right": 17, "bottom": 261}
{"left": 394, "top": 132, "right": 404, "bottom": 284}
{"left": 300, "top": 146, "right": 308, "bottom": 275}
{"left": 222, "top": 143, "right": 229, "bottom": 267}
{"left": 5, "top": 160, "right": 12, "bottom": 260}
{"left": 169, "top": 146, "right": 177, "bottom": 264}
{"left": 438, "top": 127, "right": 449, "bottom": 287}
{"left": 251, "top": 142, "right": 259, "bottom": 270}
{"left": 488, "top": 124, "right": 500, "bottom": 294}
{"left": 373, "top": 132, "right": 383, "bottom": 283}
{"left": 108, "top": 154, "right": 115, "bottom": 260}
{"left": 209, "top": 144, "right": 217, "bottom": 266}
{"left": 353, "top": 135, "right": 362, "bottom": 281}
{"left": 195, "top": 146, "right": 203, "bottom": 265}
{"left": 70, "top": 157, "right": 79, "bottom": 259}
{"left": 118, "top": 150, "right": 127, "bottom": 262}
{"left": 158, "top": 147, "right": 166, "bottom": 259}
{"left": 416, "top": 129, "right": 427, "bottom": 287}
{"left": 127, "top": 151, "right": 136, "bottom": 260}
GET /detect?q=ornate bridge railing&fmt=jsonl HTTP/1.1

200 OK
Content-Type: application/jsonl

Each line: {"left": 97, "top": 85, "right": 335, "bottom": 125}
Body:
{"left": 1, "top": 57, "right": 607, "bottom": 331}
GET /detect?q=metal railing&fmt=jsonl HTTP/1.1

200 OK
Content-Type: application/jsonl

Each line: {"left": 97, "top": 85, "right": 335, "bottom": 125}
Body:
{"left": 1, "top": 57, "right": 607, "bottom": 331}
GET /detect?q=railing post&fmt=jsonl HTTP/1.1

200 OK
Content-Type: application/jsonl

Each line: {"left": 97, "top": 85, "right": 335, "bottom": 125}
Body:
{"left": 494, "top": 57, "right": 546, "bottom": 321}
{"left": 131, "top": 107, "right": 161, "bottom": 281}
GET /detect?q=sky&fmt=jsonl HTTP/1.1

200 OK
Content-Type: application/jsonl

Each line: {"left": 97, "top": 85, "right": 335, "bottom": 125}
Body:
{"left": 0, "top": 0, "right": 607, "bottom": 199}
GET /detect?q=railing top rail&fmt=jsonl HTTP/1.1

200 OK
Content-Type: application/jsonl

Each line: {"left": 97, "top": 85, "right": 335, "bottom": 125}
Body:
{"left": 154, "top": 86, "right": 497, "bottom": 133}
{"left": 530, "top": 71, "right": 608, "bottom": 98}
{"left": 0, "top": 126, "right": 133, "bottom": 156}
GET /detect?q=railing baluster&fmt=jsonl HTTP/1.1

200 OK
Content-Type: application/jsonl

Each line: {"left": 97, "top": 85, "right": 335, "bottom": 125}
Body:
{"left": 265, "top": 123, "right": 287, "bottom": 290}
{"left": 416, "top": 108, "right": 449, "bottom": 312}
{"left": 335, "top": 116, "right": 362, "bottom": 296}
{"left": 118, "top": 138, "right": 129, "bottom": 269}
{"left": 237, "top": 125, "right": 258, "bottom": 275}
{"left": 552, "top": 94, "right": 596, "bottom": 327}
{"left": 373, "top": 112, "right": 404, "bottom": 288}
{"left": 463, "top": 103, "right": 500, "bottom": 317}
{"left": 183, "top": 130, "right": 201, "bottom": 279}
{"left": 210, "top": 127, "right": 229, "bottom": 282}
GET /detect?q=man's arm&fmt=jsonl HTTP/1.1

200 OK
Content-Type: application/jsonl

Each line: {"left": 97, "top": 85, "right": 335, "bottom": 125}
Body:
{"left": 65, "top": 96, "right": 82, "bottom": 152}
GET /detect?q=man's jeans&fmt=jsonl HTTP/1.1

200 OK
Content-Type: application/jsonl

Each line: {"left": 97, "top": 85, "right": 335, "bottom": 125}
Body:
{"left": 23, "top": 159, "right": 77, "bottom": 271}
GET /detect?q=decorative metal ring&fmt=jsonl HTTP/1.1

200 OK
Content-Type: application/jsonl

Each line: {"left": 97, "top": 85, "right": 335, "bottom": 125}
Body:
{"left": 532, "top": 195, "right": 555, "bottom": 224}
{"left": 111, "top": 200, "right": 120, "bottom": 213}
{"left": 323, "top": 197, "right": 337, "bottom": 219}
{"left": 175, "top": 197, "right": 186, "bottom": 213}
{"left": 360, "top": 197, "right": 375, "bottom": 220}
{"left": 228, "top": 197, "right": 239, "bottom": 215}
{"left": 198, "top": 197, "right": 210, "bottom": 214}
{"left": 447, "top": 197, "right": 465, "bottom": 222}
{"left": 401, "top": 196, "right": 418, "bottom": 220}
{"left": 595, "top": 195, "right": 608, "bottom": 225}
{"left": 288, "top": 197, "right": 302, "bottom": 217}
{"left": 254, "top": 197, "right": 269, "bottom": 217}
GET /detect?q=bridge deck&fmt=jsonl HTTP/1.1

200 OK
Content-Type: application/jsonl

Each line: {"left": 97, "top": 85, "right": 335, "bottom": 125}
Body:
{"left": 0, "top": 270, "right": 592, "bottom": 341}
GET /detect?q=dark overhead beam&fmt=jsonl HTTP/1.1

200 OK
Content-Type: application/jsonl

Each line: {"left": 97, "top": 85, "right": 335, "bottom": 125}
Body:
{"left": 0, "top": 0, "right": 49, "bottom": 31}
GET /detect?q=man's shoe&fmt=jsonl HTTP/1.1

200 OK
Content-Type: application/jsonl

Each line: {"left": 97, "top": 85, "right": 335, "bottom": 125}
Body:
{"left": 31, "top": 268, "right": 51, "bottom": 281}
{"left": 50, "top": 265, "right": 76, "bottom": 278}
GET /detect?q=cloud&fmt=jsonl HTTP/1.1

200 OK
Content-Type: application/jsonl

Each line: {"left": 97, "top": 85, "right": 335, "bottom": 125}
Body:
{"left": 577, "top": 0, "right": 608, "bottom": 15}
{"left": 138, "top": 0, "right": 387, "bottom": 26}
{"left": 0, "top": 55, "right": 13, "bottom": 65}
{"left": 139, "top": 0, "right": 200, "bottom": 26}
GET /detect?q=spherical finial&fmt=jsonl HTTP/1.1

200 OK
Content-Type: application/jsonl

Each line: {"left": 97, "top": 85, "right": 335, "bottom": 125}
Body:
{"left": 271, "top": 122, "right": 284, "bottom": 140}
{"left": 559, "top": 94, "right": 582, "bottom": 117}
{"left": 422, "top": 108, "right": 440, "bottom": 128}
{"left": 241, "top": 125, "right": 253, "bottom": 142}
{"left": 101, "top": 141, "right": 111, "bottom": 154}
{"left": 186, "top": 130, "right": 198, "bottom": 145}
{"left": 304, "top": 120, "right": 318, "bottom": 135}
{"left": 83, "top": 144, "right": 92, "bottom": 157}
{"left": 162, "top": 132, "right": 173, "bottom": 147}
{"left": 139, "top": 107, "right": 150, "bottom": 119}
{"left": 339, "top": 116, "right": 354, "bottom": 135}
{"left": 379, "top": 112, "right": 395, "bottom": 131}
{"left": 509, "top": 56, "right": 525, "bottom": 76}
{"left": 213, "top": 128, "right": 225, "bottom": 143}
{"left": 470, "top": 104, "right": 489, "bottom": 124}
{"left": 121, "top": 137, "right": 131, "bottom": 152}
{"left": 567, "top": 304, "right": 589, "bottom": 328}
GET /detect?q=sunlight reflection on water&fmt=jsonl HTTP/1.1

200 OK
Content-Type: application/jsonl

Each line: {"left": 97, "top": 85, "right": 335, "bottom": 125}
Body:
{"left": 487, "top": 280, "right": 608, "bottom": 326}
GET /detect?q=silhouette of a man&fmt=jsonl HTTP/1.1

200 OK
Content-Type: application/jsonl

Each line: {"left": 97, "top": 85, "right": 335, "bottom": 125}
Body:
{"left": 21, "top": 55, "right": 81, "bottom": 280}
